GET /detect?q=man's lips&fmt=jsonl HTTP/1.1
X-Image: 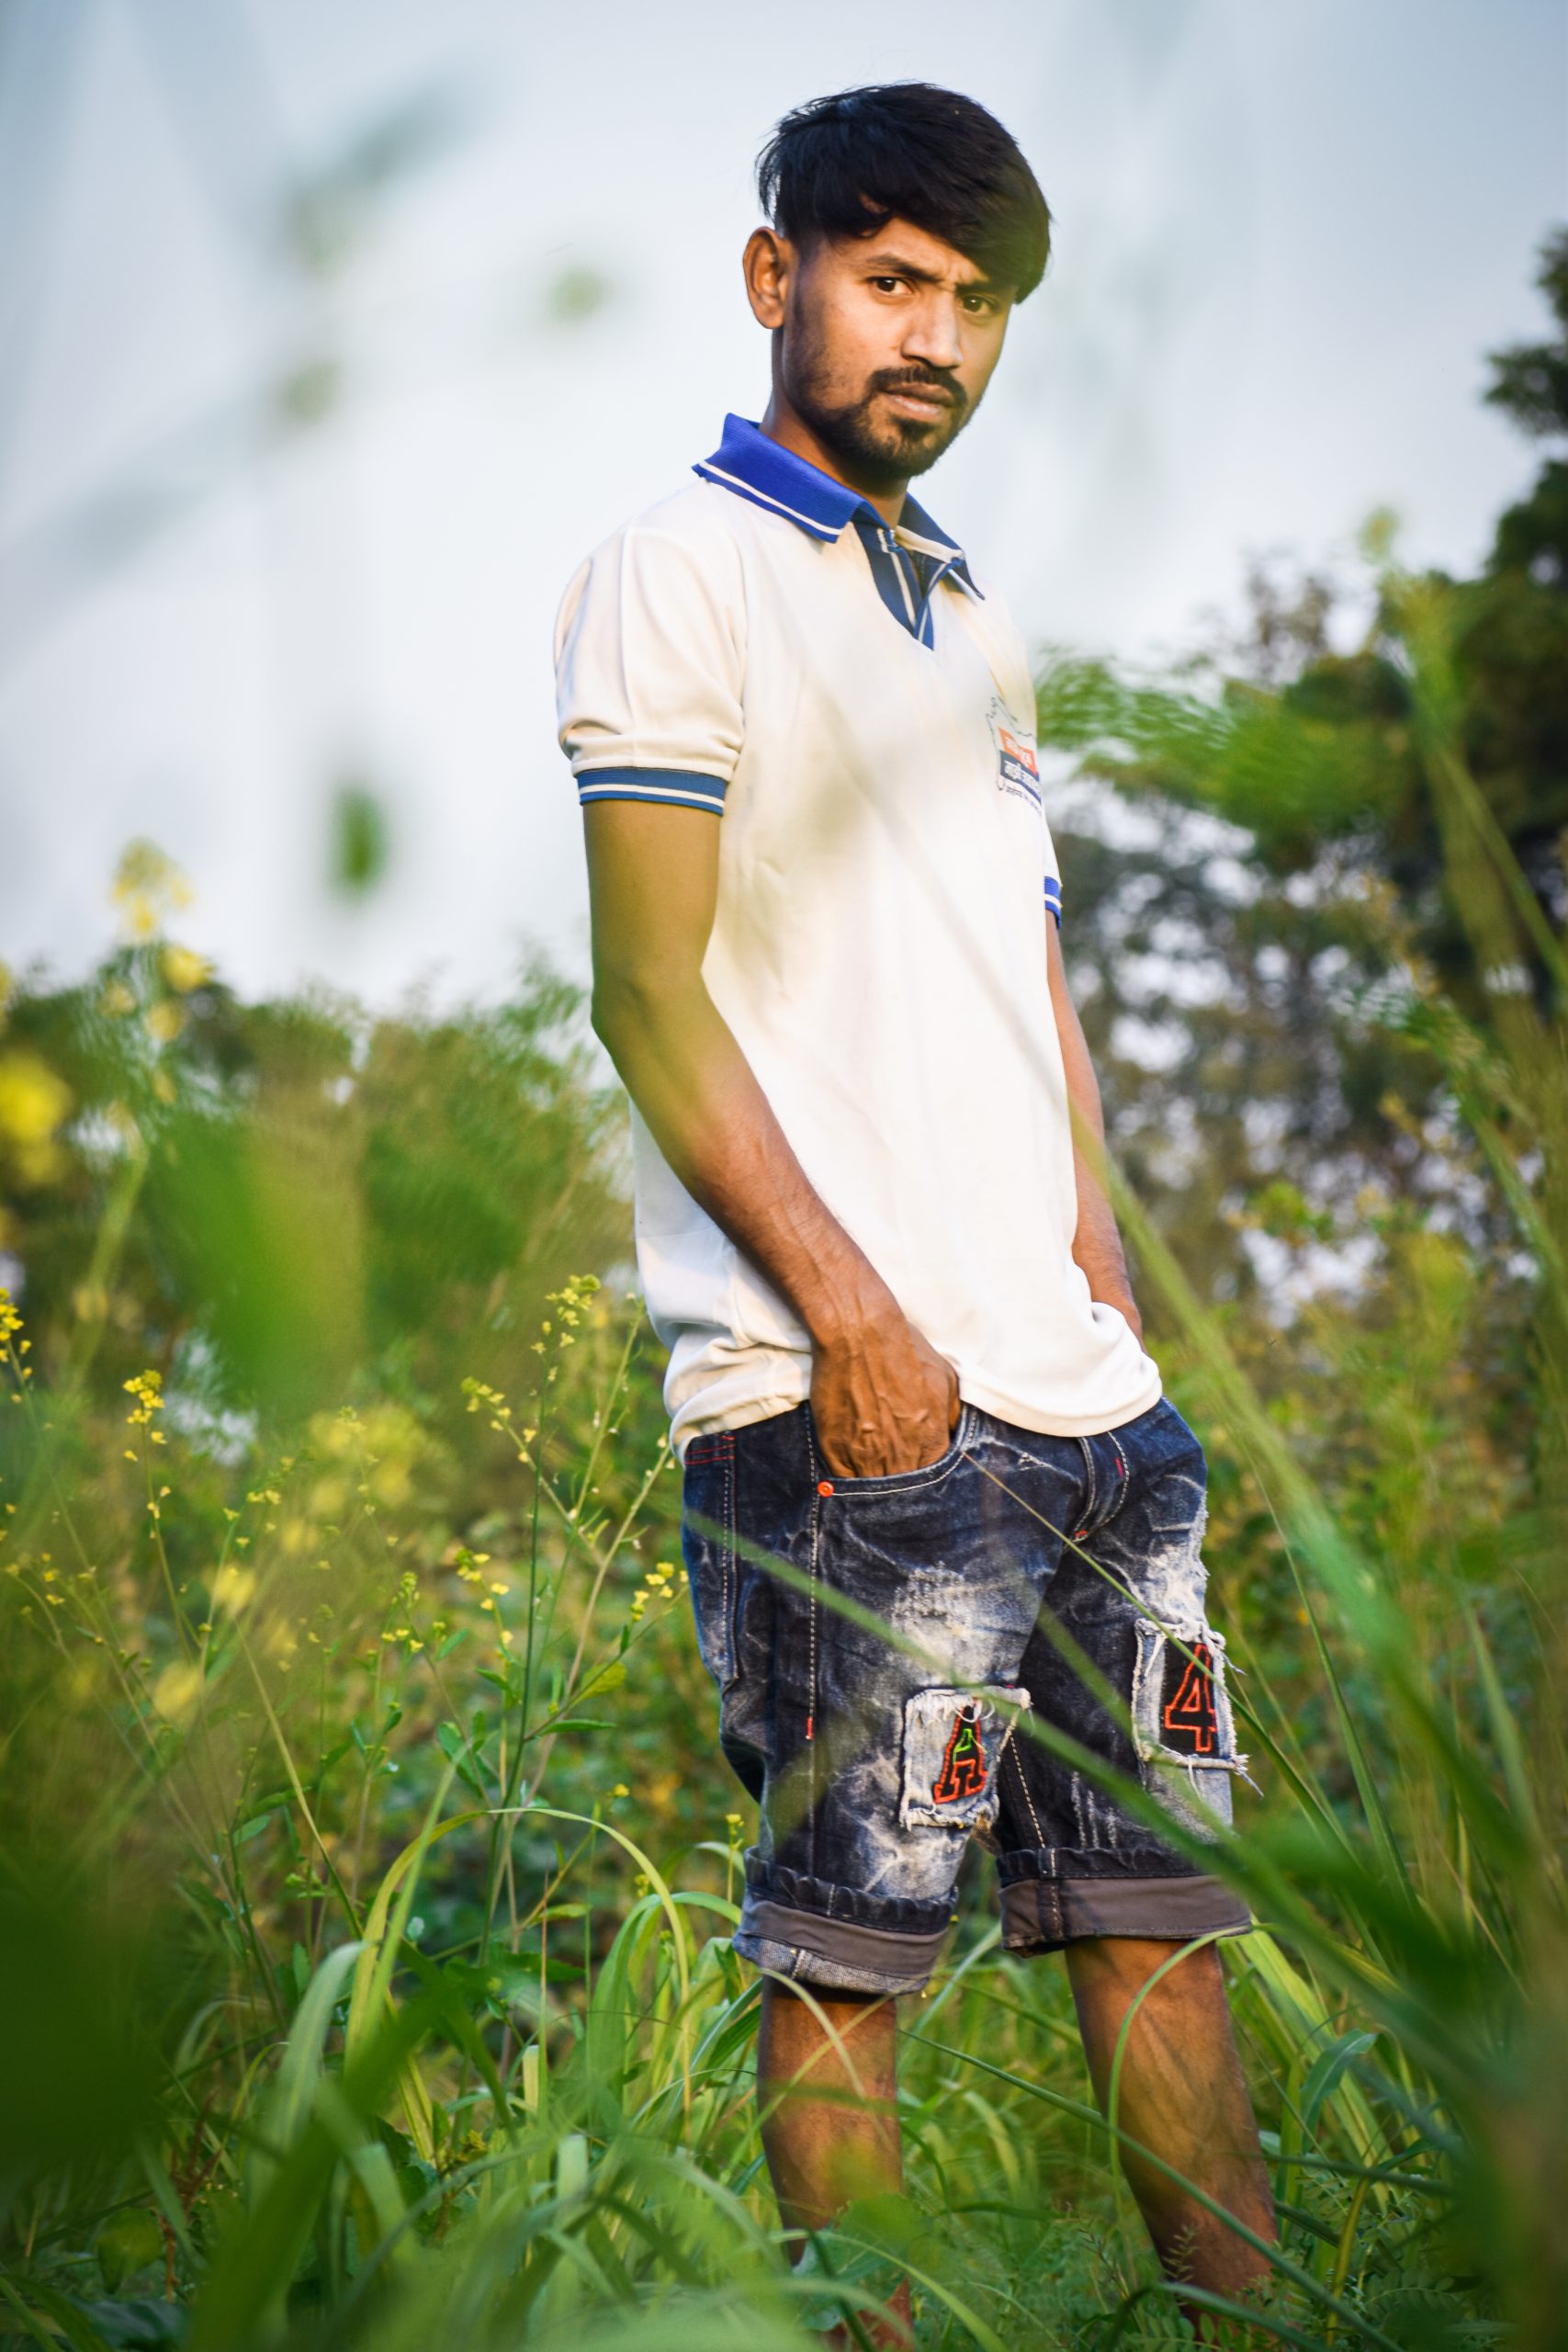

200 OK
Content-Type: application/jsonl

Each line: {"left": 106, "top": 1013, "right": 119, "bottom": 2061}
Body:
{"left": 879, "top": 382, "right": 960, "bottom": 420}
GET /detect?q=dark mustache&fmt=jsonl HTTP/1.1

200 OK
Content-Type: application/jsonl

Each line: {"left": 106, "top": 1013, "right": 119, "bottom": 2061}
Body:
{"left": 869, "top": 367, "right": 966, "bottom": 412}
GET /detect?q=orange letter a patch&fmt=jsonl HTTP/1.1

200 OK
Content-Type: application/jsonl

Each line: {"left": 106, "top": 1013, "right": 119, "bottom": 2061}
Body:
{"left": 932, "top": 1706, "right": 988, "bottom": 1804}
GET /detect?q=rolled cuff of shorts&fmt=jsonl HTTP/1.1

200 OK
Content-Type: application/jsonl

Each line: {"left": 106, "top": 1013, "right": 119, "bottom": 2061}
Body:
{"left": 999, "top": 1872, "right": 1252, "bottom": 1955}
{"left": 734, "top": 1894, "right": 952, "bottom": 1996}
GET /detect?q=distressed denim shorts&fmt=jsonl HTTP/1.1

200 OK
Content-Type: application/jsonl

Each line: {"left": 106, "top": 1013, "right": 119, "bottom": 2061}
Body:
{"left": 680, "top": 1394, "right": 1253, "bottom": 1996}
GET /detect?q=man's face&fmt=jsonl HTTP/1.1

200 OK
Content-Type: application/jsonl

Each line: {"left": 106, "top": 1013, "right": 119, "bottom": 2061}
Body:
{"left": 774, "top": 217, "right": 1014, "bottom": 488}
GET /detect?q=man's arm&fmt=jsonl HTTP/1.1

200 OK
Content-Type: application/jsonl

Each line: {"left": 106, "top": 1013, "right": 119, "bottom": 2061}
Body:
{"left": 1045, "top": 912, "right": 1145, "bottom": 1345}
{"left": 584, "top": 799, "right": 959, "bottom": 1475}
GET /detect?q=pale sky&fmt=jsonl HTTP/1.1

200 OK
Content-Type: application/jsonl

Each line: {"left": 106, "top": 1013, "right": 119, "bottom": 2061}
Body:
{"left": 2, "top": 0, "right": 1564, "bottom": 1009}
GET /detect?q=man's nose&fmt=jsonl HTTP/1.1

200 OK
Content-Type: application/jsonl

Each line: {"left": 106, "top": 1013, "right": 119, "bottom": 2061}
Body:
{"left": 903, "top": 296, "right": 963, "bottom": 371}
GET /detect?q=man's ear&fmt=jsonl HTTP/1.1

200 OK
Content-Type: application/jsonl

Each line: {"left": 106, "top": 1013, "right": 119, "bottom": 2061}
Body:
{"left": 743, "top": 225, "right": 793, "bottom": 331}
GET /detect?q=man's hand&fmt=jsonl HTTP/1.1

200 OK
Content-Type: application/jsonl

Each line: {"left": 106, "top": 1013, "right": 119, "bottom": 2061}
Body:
{"left": 809, "top": 1298, "right": 960, "bottom": 1480}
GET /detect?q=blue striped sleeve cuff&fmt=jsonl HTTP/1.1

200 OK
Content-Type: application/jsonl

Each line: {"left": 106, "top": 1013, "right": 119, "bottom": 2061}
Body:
{"left": 1043, "top": 874, "right": 1064, "bottom": 928}
{"left": 576, "top": 766, "right": 728, "bottom": 814}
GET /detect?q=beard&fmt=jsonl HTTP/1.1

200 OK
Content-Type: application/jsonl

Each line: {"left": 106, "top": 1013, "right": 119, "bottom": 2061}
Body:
{"left": 781, "top": 319, "right": 975, "bottom": 489}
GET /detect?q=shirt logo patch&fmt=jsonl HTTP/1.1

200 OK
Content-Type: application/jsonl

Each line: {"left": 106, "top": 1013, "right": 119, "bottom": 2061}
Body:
{"left": 987, "top": 695, "right": 1042, "bottom": 808}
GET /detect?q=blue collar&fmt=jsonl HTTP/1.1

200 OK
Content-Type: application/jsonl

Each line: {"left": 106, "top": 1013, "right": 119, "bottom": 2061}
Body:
{"left": 694, "top": 413, "right": 978, "bottom": 594}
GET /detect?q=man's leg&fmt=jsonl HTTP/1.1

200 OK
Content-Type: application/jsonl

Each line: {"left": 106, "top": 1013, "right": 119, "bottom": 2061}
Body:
{"left": 1066, "top": 1936, "right": 1277, "bottom": 2300}
{"left": 757, "top": 1979, "right": 911, "bottom": 2346}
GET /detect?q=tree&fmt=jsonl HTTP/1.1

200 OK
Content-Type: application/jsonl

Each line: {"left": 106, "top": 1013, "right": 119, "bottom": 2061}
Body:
{"left": 1038, "top": 224, "right": 1568, "bottom": 1307}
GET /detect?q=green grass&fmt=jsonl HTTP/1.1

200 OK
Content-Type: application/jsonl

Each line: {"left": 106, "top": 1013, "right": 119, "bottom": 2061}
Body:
{"left": 0, "top": 563, "right": 1561, "bottom": 2347}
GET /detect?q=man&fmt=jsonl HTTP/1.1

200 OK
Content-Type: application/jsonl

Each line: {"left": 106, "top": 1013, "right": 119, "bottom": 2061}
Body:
{"left": 555, "top": 81, "right": 1276, "bottom": 2331}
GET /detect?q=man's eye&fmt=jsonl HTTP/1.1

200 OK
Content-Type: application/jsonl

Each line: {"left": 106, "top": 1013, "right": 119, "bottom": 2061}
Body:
{"left": 871, "top": 277, "right": 905, "bottom": 293}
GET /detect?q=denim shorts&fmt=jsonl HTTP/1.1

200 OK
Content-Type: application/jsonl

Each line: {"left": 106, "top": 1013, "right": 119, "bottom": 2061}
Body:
{"left": 680, "top": 1394, "right": 1253, "bottom": 1996}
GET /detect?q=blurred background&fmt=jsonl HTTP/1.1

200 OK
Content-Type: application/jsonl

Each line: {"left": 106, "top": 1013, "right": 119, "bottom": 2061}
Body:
{"left": 2, "top": 0, "right": 1563, "bottom": 1006}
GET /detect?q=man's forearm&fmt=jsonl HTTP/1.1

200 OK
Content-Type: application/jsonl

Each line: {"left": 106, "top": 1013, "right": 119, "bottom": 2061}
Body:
{"left": 1067, "top": 1114, "right": 1141, "bottom": 1333}
{"left": 1046, "top": 921, "right": 1144, "bottom": 1340}
{"left": 593, "top": 971, "right": 897, "bottom": 1346}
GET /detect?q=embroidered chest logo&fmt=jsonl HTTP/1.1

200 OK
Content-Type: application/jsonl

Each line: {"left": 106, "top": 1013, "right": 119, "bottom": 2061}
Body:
{"left": 931, "top": 1705, "right": 989, "bottom": 1804}
{"left": 1161, "top": 1641, "right": 1219, "bottom": 1756}
{"left": 987, "top": 695, "right": 1042, "bottom": 808}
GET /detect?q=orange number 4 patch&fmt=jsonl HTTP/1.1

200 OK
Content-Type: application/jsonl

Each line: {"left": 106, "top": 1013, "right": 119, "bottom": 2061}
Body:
{"left": 1161, "top": 1641, "right": 1219, "bottom": 1757}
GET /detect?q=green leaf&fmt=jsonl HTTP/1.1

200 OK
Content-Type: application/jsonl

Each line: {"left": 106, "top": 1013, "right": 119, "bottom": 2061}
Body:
{"left": 94, "top": 2210, "right": 164, "bottom": 2293}
{"left": 435, "top": 1720, "right": 491, "bottom": 1800}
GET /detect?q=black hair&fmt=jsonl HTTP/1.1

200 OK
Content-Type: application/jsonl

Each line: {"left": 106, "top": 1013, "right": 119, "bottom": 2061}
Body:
{"left": 756, "top": 82, "right": 1052, "bottom": 301}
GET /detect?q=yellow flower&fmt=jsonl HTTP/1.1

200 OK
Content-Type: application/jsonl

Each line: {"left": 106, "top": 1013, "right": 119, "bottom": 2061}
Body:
{"left": 145, "top": 1000, "right": 185, "bottom": 1046}
{"left": 99, "top": 978, "right": 137, "bottom": 1018}
{"left": 161, "top": 944, "right": 211, "bottom": 992}
{"left": 210, "top": 1565, "right": 254, "bottom": 1615}
{"left": 111, "top": 841, "right": 192, "bottom": 940}
{"left": 124, "top": 1370, "right": 164, "bottom": 1428}
{"left": 0, "top": 1051, "right": 73, "bottom": 1186}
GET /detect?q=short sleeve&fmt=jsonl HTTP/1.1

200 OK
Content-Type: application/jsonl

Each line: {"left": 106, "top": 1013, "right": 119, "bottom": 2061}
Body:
{"left": 553, "top": 518, "right": 746, "bottom": 815}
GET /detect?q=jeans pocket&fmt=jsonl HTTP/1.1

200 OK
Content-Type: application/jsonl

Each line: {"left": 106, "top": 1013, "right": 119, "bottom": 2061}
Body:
{"left": 682, "top": 1434, "right": 738, "bottom": 1692}
{"left": 813, "top": 1401, "right": 979, "bottom": 1500}
{"left": 1130, "top": 1616, "right": 1247, "bottom": 1840}
{"left": 898, "top": 1683, "right": 1030, "bottom": 1831}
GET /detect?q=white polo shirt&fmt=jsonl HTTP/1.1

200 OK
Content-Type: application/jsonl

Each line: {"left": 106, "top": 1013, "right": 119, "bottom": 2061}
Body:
{"left": 554, "top": 414, "right": 1161, "bottom": 1454}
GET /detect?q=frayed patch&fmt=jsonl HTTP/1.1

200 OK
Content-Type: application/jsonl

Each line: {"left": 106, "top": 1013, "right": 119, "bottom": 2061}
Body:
{"left": 899, "top": 1685, "right": 1029, "bottom": 1832}
{"left": 1132, "top": 1620, "right": 1243, "bottom": 1770}
{"left": 1131, "top": 1618, "right": 1248, "bottom": 1841}
{"left": 1160, "top": 1636, "right": 1222, "bottom": 1757}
